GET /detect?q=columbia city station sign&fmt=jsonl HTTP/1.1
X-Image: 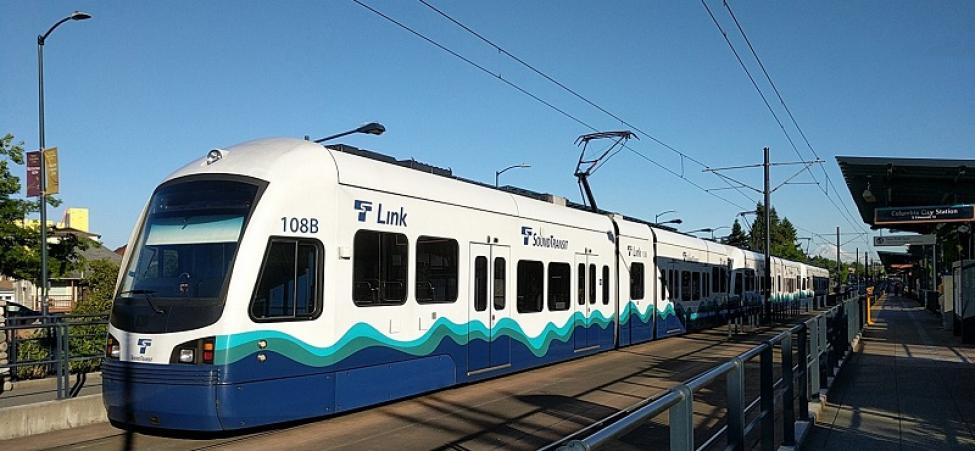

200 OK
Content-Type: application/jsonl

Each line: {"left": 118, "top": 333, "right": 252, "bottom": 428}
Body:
{"left": 873, "top": 204, "right": 975, "bottom": 226}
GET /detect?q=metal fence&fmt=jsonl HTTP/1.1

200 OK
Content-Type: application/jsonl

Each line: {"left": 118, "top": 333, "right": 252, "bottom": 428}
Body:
{"left": 549, "top": 291, "right": 866, "bottom": 451}
{"left": 1, "top": 312, "right": 109, "bottom": 399}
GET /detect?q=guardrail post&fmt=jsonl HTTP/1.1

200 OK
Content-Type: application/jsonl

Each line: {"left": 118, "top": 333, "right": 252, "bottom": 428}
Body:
{"left": 61, "top": 322, "right": 70, "bottom": 399}
{"left": 670, "top": 385, "right": 693, "bottom": 451}
{"left": 818, "top": 315, "right": 828, "bottom": 391}
{"left": 52, "top": 317, "right": 64, "bottom": 400}
{"left": 727, "top": 357, "right": 745, "bottom": 451}
{"left": 781, "top": 333, "right": 796, "bottom": 447}
{"left": 797, "top": 323, "right": 809, "bottom": 420}
{"left": 760, "top": 344, "right": 774, "bottom": 451}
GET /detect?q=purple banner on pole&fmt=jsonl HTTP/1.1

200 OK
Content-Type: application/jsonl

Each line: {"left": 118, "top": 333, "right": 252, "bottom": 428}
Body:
{"left": 26, "top": 151, "right": 41, "bottom": 197}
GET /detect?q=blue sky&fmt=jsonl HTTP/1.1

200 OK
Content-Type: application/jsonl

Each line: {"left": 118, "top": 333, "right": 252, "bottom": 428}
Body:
{"left": 2, "top": 1, "right": 973, "bottom": 259}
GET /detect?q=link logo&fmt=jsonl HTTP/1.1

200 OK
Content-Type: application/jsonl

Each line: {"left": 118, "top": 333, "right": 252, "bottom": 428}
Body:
{"left": 521, "top": 226, "right": 569, "bottom": 250}
{"left": 137, "top": 338, "right": 152, "bottom": 354}
{"left": 354, "top": 199, "right": 408, "bottom": 227}
{"left": 354, "top": 200, "right": 373, "bottom": 222}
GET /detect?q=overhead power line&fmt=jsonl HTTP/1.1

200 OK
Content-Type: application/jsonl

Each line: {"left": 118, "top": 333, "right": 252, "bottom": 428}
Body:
{"left": 720, "top": 0, "right": 869, "bottom": 242}
{"left": 702, "top": 0, "right": 874, "bottom": 251}
{"left": 350, "top": 0, "right": 750, "bottom": 211}
{"left": 415, "top": 0, "right": 760, "bottom": 206}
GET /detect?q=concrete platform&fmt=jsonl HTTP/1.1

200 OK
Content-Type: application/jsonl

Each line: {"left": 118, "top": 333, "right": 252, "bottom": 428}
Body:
{"left": 0, "top": 317, "right": 814, "bottom": 450}
{"left": 804, "top": 295, "right": 975, "bottom": 450}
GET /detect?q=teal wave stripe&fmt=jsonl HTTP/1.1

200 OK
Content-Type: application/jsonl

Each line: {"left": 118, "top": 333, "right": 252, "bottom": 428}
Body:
{"left": 215, "top": 311, "right": 613, "bottom": 367}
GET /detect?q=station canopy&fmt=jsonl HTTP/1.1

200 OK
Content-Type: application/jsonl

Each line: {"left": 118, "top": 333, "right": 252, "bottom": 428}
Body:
{"left": 836, "top": 156, "right": 975, "bottom": 234}
{"left": 876, "top": 250, "right": 915, "bottom": 274}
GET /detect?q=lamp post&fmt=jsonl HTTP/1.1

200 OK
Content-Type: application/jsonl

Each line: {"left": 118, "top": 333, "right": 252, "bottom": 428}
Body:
{"left": 654, "top": 218, "right": 682, "bottom": 228}
{"left": 655, "top": 210, "right": 678, "bottom": 223}
{"left": 37, "top": 10, "right": 92, "bottom": 315}
{"left": 495, "top": 163, "right": 530, "bottom": 188}
{"left": 313, "top": 122, "right": 385, "bottom": 143}
{"left": 688, "top": 226, "right": 729, "bottom": 241}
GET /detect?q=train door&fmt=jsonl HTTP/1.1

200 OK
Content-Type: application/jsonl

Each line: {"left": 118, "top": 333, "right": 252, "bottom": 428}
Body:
{"left": 468, "top": 243, "right": 510, "bottom": 374}
{"left": 574, "top": 252, "right": 599, "bottom": 351}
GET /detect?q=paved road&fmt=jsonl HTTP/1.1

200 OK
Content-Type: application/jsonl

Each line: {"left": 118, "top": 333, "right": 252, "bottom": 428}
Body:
{"left": 0, "top": 317, "right": 812, "bottom": 451}
{"left": 805, "top": 295, "right": 975, "bottom": 450}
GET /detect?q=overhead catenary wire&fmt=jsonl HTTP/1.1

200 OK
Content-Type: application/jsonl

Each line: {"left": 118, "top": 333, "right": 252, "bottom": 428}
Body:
{"left": 721, "top": 0, "right": 873, "bottom": 250}
{"left": 415, "top": 0, "right": 760, "bottom": 206}
{"left": 703, "top": 0, "right": 875, "bottom": 251}
{"left": 350, "top": 0, "right": 751, "bottom": 212}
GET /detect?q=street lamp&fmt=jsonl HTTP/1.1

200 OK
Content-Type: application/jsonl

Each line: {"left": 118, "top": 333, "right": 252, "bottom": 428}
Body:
{"left": 688, "top": 226, "right": 729, "bottom": 240}
{"left": 495, "top": 163, "right": 530, "bottom": 188}
{"left": 655, "top": 218, "right": 682, "bottom": 227}
{"left": 37, "top": 10, "right": 92, "bottom": 315}
{"left": 313, "top": 122, "right": 386, "bottom": 143}
{"left": 655, "top": 210, "right": 678, "bottom": 223}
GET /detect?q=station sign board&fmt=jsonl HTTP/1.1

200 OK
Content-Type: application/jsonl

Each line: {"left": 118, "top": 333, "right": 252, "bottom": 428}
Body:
{"left": 874, "top": 204, "right": 975, "bottom": 225}
{"left": 873, "top": 234, "right": 936, "bottom": 247}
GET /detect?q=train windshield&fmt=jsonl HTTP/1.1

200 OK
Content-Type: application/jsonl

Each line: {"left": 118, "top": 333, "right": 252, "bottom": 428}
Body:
{"left": 118, "top": 179, "right": 259, "bottom": 300}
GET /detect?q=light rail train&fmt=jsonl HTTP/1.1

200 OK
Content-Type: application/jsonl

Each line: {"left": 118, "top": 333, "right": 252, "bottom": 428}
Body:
{"left": 103, "top": 137, "right": 829, "bottom": 431}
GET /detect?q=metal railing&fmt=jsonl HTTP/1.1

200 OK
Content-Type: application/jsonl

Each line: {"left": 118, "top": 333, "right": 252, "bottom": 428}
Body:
{"left": 550, "top": 291, "right": 866, "bottom": 451}
{"left": 1, "top": 312, "right": 109, "bottom": 399}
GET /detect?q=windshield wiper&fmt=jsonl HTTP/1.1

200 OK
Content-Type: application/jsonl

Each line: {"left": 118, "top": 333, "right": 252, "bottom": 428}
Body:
{"left": 119, "top": 289, "right": 164, "bottom": 315}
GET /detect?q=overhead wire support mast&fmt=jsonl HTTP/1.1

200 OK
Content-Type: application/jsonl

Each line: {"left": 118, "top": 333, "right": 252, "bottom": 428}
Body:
{"left": 702, "top": 147, "right": 822, "bottom": 322}
{"left": 574, "top": 131, "right": 636, "bottom": 212}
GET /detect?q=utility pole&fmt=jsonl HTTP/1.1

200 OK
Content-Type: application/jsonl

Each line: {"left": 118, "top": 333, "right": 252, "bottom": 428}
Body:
{"left": 702, "top": 147, "right": 822, "bottom": 324}
{"left": 763, "top": 147, "right": 772, "bottom": 322}
{"left": 856, "top": 247, "right": 859, "bottom": 288}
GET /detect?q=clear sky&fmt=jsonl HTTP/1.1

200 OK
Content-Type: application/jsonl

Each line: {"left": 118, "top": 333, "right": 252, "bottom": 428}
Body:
{"left": 2, "top": 1, "right": 973, "bottom": 259}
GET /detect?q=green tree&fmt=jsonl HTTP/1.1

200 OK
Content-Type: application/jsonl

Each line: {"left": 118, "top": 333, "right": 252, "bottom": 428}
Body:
{"left": 0, "top": 133, "right": 90, "bottom": 282}
{"left": 70, "top": 259, "right": 119, "bottom": 373}
{"left": 723, "top": 219, "right": 750, "bottom": 249}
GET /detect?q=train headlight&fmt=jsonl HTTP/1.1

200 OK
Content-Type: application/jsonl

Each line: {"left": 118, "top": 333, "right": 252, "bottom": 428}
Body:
{"left": 178, "top": 349, "right": 195, "bottom": 363}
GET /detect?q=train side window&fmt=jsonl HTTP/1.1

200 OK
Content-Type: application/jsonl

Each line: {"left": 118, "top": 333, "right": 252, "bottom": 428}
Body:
{"left": 711, "top": 267, "right": 719, "bottom": 293}
{"left": 494, "top": 257, "right": 506, "bottom": 310}
{"left": 681, "top": 271, "right": 691, "bottom": 302}
{"left": 704, "top": 273, "right": 710, "bottom": 297}
{"left": 630, "top": 263, "right": 645, "bottom": 300}
{"left": 548, "top": 262, "right": 571, "bottom": 311}
{"left": 416, "top": 236, "right": 458, "bottom": 304}
{"left": 777, "top": 276, "right": 782, "bottom": 292}
{"left": 577, "top": 263, "right": 586, "bottom": 305}
{"left": 670, "top": 270, "right": 678, "bottom": 300}
{"left": 474, "top": 256, "right": 487, "bottom": 312}
{"left": 353, "top": 230, "right": 408, "bottom": 306}
{"left": 721, "top": 268, "right": 727, "bottom": 293}
{"left": 734, "top": 273, "right": 743, "bottom": 296}
{"left": 517, "top": 260, "right": 544, "bottom": 313}
{"left": 588, "top": 264, "right": 597, "bottom": 305}
{"left": 602, "top": 265, "right": 610, "bottom": 305}
{"left": 692, "top": 272, "right": 701, "bottom": 301}
{"left": 250, "top": 238, "right": 322, "bottom": 321}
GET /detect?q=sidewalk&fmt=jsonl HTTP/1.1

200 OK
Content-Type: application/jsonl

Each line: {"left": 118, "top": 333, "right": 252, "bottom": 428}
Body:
{"left": 804, "top": 295, "right": 975, "bottom": 450}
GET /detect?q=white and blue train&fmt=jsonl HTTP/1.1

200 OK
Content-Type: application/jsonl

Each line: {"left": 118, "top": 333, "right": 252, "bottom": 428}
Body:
{"left": 103, "top": 137, "right": 828, "bottom": 431}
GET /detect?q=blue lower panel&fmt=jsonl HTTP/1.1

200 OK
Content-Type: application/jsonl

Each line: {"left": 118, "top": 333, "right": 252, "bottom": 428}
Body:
{"left": 655, "top": 313, "right": 685, "bottom": 339}
{"left": 334, "top": 355, "right": 456, "bottom": 411}
{"left": 217, "top": 372, "right": 335, "bottom": 429}
{"left": 102, "top": 365, "right": 221, "bottom": 431}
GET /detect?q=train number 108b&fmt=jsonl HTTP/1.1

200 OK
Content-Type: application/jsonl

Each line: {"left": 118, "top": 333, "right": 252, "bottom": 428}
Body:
{"left": 281, "top": 217, "right": 319, "bottom": 234}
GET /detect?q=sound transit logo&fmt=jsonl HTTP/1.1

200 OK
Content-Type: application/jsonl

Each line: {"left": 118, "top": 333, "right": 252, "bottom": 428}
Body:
{"left": 521, "top": 226, "right": 569, "bottom": 250}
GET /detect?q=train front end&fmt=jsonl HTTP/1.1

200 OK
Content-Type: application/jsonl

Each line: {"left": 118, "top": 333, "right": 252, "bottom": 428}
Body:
{"left": 102, "top": 138, "right": 331, "bottom": 431}
{"left": 102, "top": 174, "right": 264, "bottom": 430}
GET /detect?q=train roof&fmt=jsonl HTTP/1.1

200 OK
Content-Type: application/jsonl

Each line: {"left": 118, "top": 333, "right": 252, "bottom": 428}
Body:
{"left": 163, "top": 137, "right": 826, "bottom": 271}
